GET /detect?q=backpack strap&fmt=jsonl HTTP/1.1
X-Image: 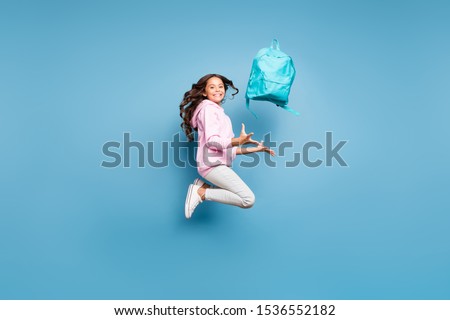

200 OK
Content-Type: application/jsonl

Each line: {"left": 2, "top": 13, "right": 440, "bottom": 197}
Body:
{"left": 271, "top": 39, "right": 280, "bottom": 50}
{"left": 278, "top": 104, "right": 300, "bottom": 116}
{"left": 246, "top": 97, "right": 259, "bottom": 119}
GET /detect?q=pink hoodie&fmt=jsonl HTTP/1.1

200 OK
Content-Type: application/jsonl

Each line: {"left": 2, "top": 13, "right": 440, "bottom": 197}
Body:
{"left": 191, "top": 99, "right": 237, "bottom": 177}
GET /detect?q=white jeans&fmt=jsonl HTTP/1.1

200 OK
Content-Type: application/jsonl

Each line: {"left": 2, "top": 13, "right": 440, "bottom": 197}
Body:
{"left": 203, "top": 165, "right": 255, "bottom": 208}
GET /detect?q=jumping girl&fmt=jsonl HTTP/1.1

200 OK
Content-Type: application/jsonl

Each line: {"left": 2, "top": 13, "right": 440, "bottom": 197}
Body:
{"left": 179, "top": 74, "right": 275, "bottom": 219}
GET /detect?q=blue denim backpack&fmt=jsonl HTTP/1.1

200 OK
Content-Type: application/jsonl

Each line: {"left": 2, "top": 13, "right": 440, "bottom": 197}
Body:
{"left": 245, "top": 39, "right": 299, "bottom": 117}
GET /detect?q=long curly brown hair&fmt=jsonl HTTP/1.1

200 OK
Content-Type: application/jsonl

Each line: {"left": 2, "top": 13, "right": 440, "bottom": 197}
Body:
{"left": 179, "top": 74, "right": 239, "bottom": 142}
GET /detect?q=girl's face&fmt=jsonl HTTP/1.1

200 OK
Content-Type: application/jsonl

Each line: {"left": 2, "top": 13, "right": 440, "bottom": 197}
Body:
{"left": 203, "top": 77, "right": 225, "bottom": 105}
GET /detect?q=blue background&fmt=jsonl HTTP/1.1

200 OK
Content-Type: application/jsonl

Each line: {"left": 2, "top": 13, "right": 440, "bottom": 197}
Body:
{"left": 1, "top": 0, "right": 449, "bottom": 299}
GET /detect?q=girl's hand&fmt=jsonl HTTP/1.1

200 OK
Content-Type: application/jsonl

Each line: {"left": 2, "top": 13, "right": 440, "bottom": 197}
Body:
{"left": 239, "top": 123, "right": 259, "bottom": 145}
{"left": 255, "top": 141, "right": 276, "bottom": 156}
{"left": 235, "top": 141, "right": 276, "bottom": 156}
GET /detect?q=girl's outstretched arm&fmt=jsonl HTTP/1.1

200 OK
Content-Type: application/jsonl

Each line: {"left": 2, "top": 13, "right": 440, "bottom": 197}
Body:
{"left": 236, "top": 141, "right": 276, "bottom": 156}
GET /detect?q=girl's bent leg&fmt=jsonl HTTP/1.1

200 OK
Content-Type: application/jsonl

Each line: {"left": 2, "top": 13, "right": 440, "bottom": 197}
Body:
{"left": 203, "top": 165, "right": 255, "bottom": 208}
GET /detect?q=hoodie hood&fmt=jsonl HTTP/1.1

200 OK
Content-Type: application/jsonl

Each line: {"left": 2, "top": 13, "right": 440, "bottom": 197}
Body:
{"left": 191, "top": 99, "right": 222, "bottom": 129}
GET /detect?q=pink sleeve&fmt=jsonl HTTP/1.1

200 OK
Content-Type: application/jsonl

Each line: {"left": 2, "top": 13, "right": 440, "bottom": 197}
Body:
{"left": 231, "top": 146, "right": 237, "bottom": 160}
{"left": 202, "top": 106, "right": 233, "bottom": 151}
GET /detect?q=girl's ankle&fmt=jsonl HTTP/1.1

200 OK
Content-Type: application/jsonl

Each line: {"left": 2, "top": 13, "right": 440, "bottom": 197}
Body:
{"left": 197, "top": 187, "right": 206, "bottom": 200}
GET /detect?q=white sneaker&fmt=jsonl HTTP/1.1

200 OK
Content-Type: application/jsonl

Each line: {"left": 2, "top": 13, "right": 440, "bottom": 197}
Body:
{"left": 193, "top": 178, "right": 204, "bottom": 188}
{"left": 185, "top": 184, "right": 203, "bottom": 219}
{"left": 193, "top": 178, "right": 214, "bottom": 189}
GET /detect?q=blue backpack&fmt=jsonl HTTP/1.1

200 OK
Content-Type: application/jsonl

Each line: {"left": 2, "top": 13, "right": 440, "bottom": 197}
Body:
{"left": 245, "top": 39, "right": 299, "bottom": 117}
